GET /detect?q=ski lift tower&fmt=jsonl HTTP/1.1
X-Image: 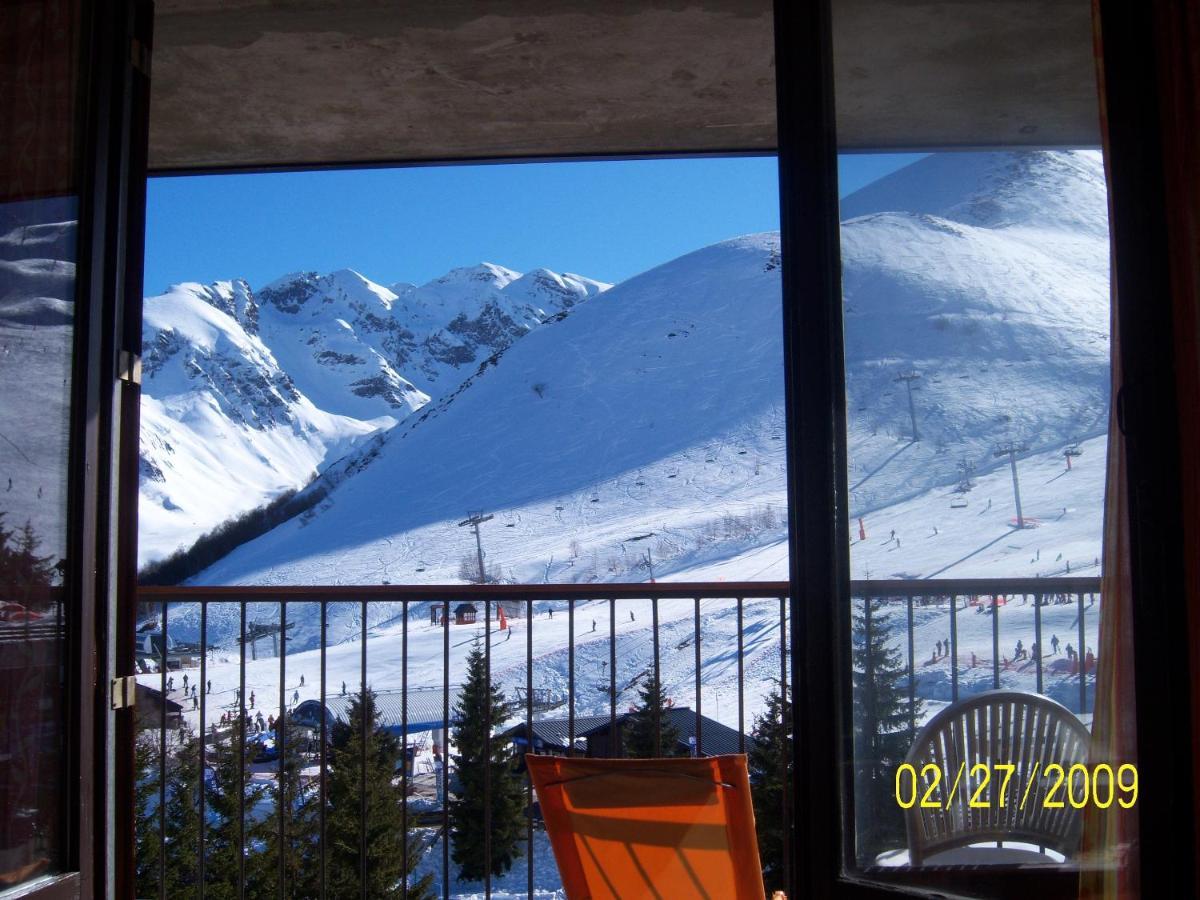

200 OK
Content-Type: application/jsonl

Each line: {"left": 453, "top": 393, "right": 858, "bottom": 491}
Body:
{"left": 994, "top": 440, "right": 1030, "bottom": 528}
{"left": 458, "top": 511, "right": 494, "bottom": 584}
{"left": 1063, "top": 443, "right": 1083, "bottom": 470}
{"left": 894, "top": 370, "right": 921, "bottom": 441}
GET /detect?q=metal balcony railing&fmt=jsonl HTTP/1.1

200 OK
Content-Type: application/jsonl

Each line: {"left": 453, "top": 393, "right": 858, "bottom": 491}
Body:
{"left": 133, "top": 576, "right": 1100, "bottom": 899}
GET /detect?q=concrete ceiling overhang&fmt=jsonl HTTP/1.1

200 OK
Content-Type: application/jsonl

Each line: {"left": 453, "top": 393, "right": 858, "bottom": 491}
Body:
{"left": 148, "top": 0, "right": 1099, "bottom": 173}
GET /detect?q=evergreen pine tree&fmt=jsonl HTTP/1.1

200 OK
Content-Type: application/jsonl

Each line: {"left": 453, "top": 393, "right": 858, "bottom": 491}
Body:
{"left": 448, "top": 642, "right": 526, "bottom": 882}
{"left": 259, "top": 710, "right": 322, "bottom": 898}
{"left": 851, "top": 597, "right": 919, "bottom": 861}
{"left": 325, "top": 689, "right": 433, "bottom": 899}
{"left": 622, "top": 674, "right": 684, "bottom": 758}
{"left": 202, "top": 716, "right": 272, "bottom": 900}
{"left": 161, "top": 729, "right": 203, "bottom": 898}
{"left": 134, "top": 733, "right": 163, "bottom": 899}
{"left": 747, "top": 682, "right": 791, "bottom": 894}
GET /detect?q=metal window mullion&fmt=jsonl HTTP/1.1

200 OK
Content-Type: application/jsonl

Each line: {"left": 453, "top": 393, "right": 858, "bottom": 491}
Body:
{"left": 779, "top": 594, "right": 791, "bottom": 897}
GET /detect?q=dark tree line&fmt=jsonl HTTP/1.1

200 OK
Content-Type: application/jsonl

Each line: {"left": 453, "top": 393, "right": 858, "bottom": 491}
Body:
{"left": 138, "top": 483, "right": 327, "bottom": 587}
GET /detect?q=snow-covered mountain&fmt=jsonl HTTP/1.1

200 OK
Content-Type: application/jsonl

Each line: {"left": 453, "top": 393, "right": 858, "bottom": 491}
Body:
{"left": 0, "top": 202, "right": 77, "bottom": 564}
{"left": 185, "top": 150, "right": 1110, "bottom": 605}
{"left": 139, "top": 263, "right": 610, "bottom": 565}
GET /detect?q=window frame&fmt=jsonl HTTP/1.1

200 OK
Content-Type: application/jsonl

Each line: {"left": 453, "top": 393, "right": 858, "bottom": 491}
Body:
{"left": 776, "top": 1, "right": 1194, "bottom": 898}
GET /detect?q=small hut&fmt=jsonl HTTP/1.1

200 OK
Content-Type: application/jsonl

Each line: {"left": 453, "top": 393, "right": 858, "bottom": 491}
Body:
{"left": 454, "top": 603, "right": 477, "bottom": 625}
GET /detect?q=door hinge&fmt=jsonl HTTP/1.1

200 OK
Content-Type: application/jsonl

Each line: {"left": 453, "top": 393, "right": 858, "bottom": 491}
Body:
{"left": 131, "top": 37, "right": 151, "bottom": 77}
{"left": 118, "top": 350, "right": 142, "bottom": 385}
{"left": 111, "top": 675, "right": 138, "bottom": 710}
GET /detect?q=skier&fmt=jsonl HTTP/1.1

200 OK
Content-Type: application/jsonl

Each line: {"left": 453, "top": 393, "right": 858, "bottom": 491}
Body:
{"left": 293, "top": 689, "right": 299, "bottom": 705}
{"left": 630, "top": 610, "right": 636, "bottom": 623}
{"left": 341, "top": 681, "right": 346, "bottom": 696}
{"left": 933, "top": 525, "right": 939, "bottom": 535}
{"left": 249, "top": 690, "right": 255, "bottom": 708}
{"left": 207, "top": 679, "right": 212, "bottom": 695}
{"left": 300, "top": 674, "right": 305, "bottom": 686}
{"left": 192, "top": 695, "right": 198, "bottom": 710}
{"left": 549, "top": 609, "right": 553, "bottom": 619}
{"left": 936, "top": 639, "right": 943, "bottom": 657}
{"left": 592, "top": 619, "right": 596, "bottom": 632}
{"left": 183, "top": 674, "right": 189, "bottom": 691}
{"left": 1014, "top": 639, "right": 1024, "bottom": 660}
{"left": 890, "top": 529, "right": 895, "bottom": 541}
{"left": 896, "top": 538, "right": 900, "bottom": 548}
{"left": 1051, "top": 634, "right": 1060, "bottom": 654}
{"left": 970, "top": 652, "right": 977, "bottom": 667}
{"left": 1065, "top": 642, "right": 1075, "bottom": 662}
{"left": 168, "top": 676, "right": 174, "bottom": 692}
{"left": 1031, "top": 642, "right": 1040, "bottom": 660}
{"left": 987, "top": 498, "right": 992, "bottom": 510}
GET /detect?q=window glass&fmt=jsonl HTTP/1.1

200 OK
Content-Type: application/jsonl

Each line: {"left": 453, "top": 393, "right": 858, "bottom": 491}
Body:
{"left": 0, "top": 0, "right": 82, "bottom": 887}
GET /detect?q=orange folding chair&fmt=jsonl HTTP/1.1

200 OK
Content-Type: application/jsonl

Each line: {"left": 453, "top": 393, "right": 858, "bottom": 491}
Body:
{"left": 527, "top": 754, "right": 767, "bottom": 900}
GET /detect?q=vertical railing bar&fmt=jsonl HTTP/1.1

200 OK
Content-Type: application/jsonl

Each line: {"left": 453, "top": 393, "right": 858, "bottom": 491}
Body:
{"left": 442, "top": 600, "right": 449, "bottom": 900}
{"left": 238, "top": 602, "right": 245, "bottom": 900}
{"left": 320, "top": 601, "right": 328, "bottom": 900}
{"left": 1034, "top": 591, "right": 1044, "bottom": 695}
{"left": 402, "top": 600, "right": 409, "bottom": 900}
{"left": 1078, "top": 591, "right": 1086, "bottom": 715}
{"left": 484, "top": 597, "right": 492, "bottom": 900}
{"left": 279, "top": 600, "right": 287, "bottom": 900}
{"left": 609, "top": 597, "right": 617, "bottom": 753}
{"left": 526, "top": 597, "right": 534, "bottom": 898}
{"left": 199, "top": 603, "right": 208, "bottom": 898}
{"left": 950, "top": 592, "right": 960, "bottom": 702}
{"left": 652, "top": 596, "right": 661, "bottom": 758}
{"left": 906, "top": 593, "right": 915, "bottom": 735}
{"left": 737, "top": 597, "right": 745, "bottom": 754}
{"left": 360, "top": 598, "right": 367, "bottom": 900}
{"left": 779, "top": 594, "right": 791, "bottom": 899}
{"left": 992, "top": 590, "right": 1001, "bottom": 690}
{"left": 694, "top": 596, "right": 702, "bottom": 756}
{"left": 568, "top": 598, "right": 575, "bottom": 756}
{"left": 159, "top": 601, "right": 167, "bottom": 900}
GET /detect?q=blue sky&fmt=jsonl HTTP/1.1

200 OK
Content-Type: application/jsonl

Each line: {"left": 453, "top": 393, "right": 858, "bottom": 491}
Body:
{"left": 143, "top": 154, "right": 923, "bottom": 294}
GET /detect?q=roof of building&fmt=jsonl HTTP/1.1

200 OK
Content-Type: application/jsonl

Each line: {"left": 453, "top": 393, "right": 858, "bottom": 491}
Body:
{"left": 502, "top": 715, "right": 614, "bottom": 753}
{"left": 504, "top": 707, "right": 748, "bottom": 757}
{"left": 294, "top": 688, "right": 457, "bottom": 734}
{"left": 575, "top": 707, "right": 747, "bottom": 757}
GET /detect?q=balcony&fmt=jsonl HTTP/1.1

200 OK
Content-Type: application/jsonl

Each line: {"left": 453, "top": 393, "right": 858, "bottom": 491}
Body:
{"left": 133, "top": 576, "right": 1100, "bottom": 898}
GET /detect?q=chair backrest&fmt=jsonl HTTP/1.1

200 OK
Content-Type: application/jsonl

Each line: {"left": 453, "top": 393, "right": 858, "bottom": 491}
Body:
{"left": 903, "top": 690, "right": 1091, "bottom": 864}
{"left": 527, "top": 754, "right": 766, "bottom": 900}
